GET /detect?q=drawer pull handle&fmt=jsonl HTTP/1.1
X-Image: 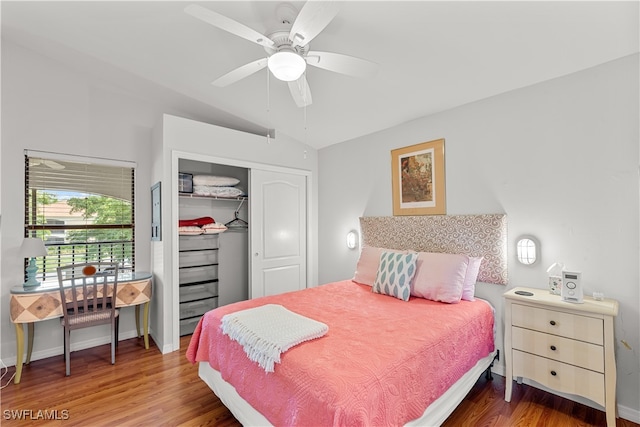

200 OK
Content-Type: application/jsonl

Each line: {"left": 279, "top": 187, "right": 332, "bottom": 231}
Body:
{"left": 549, "top": 320, "right": 557, "bottom": 326}
{"left": 550, "top": 345, "right": 557, "bottom": 351}
{"left": 550, "top": 370, "right": 557, "bottom": 376}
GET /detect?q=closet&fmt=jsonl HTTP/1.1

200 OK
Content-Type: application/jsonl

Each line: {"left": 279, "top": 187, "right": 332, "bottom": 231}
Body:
{"left": 177, "top": 159, "right": 249, "bottom": 335}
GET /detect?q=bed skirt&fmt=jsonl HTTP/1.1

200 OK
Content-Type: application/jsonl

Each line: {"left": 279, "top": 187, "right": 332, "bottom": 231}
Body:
{"left": 198, "top": 349, "right": 498, "bottom": 427}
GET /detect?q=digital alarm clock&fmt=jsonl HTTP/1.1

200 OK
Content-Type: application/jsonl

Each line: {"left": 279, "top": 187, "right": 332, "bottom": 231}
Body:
{"left": 561, "top": 271, "right": 583, "bottom": 303}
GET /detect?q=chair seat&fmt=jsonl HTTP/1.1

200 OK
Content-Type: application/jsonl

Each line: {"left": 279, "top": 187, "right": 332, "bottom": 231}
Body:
{"left": 61, "top": 308, "right": 119, "bottom": 327}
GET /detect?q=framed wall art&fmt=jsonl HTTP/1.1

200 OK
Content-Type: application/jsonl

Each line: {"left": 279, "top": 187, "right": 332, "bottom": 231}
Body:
{"left": 151, "top": 181, "right": 162, "bottom": 241}
{"left": 391, "top": 138, "right": 446, "bottom": 216}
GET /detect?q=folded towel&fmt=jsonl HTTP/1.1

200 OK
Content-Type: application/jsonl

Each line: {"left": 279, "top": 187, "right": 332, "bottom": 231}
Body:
{"left": 221, "top": 304, "right": 328, "bottom": 372}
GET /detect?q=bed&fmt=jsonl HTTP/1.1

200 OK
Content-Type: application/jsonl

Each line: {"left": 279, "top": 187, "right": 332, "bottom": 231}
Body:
{"left": 187, "top": 214, "right": 507, "bottom": 426}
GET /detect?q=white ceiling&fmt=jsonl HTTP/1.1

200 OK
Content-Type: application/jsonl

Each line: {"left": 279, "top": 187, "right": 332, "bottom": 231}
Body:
{"left": 2, "top": 1, "right": 638, "bottom": 149}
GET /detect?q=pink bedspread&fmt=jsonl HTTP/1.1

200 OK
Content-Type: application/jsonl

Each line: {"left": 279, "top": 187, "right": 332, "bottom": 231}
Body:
{"left": 187, "top": 280, "right": 494, "bottom": 426}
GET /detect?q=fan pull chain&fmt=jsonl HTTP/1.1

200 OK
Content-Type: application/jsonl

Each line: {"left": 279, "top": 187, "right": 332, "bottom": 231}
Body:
{"left": 266, "top": 63, "right": 272, "bottom": 144}
{"left": 303, "top": 72, "right": 307, "bottom": 148}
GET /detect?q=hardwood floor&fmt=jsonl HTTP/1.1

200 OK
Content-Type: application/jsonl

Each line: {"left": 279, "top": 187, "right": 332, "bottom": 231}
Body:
{"left": 1, "top": 336, "right": 638, "bottom": 427}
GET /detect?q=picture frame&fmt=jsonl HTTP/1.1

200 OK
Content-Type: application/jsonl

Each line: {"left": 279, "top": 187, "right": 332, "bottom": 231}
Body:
{"left": 391, "top": 138, "right": 446, "bottom": 216}
{"left": 151, "top": 181, "right": 162, "bottom": 241}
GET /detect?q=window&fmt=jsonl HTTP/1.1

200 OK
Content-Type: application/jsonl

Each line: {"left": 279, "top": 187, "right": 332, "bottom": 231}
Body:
{"left": 24, "top": 151, "right": 135, "bottom": 282}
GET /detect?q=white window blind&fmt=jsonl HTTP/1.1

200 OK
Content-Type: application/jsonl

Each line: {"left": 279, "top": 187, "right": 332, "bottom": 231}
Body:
{"left": 24, "top": 152, "right": 135, "bottom": 281}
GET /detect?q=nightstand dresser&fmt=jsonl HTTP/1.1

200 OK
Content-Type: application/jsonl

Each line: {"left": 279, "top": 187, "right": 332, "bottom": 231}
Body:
{"left": 504, "top": 286, "right": 619, "bottom": 427}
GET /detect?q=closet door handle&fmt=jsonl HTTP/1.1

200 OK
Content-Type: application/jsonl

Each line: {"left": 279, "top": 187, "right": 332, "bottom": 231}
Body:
{"left": 550, "top": 370, "right": 557, "bottom": 376}
{"left": 549, "top": 320, "right": 556, "bottom": 326}
{"left": 550, "top": 345, "right": 557, "bottom": 351}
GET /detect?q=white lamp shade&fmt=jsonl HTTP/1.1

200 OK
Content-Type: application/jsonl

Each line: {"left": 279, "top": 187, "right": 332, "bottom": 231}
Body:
{"left": 268, "top": 51, "right": 306, "bottom": 82}
{"left": 20, "top": 237, "right": 48, "bottom": 257}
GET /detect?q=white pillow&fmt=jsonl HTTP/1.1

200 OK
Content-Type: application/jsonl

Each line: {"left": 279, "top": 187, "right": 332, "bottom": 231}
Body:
{"left": 411, "top": 252, "right": 469, "bottom": 303}
{"left": 193, "top": 186, "right": 245, "bottom": 198}
{"left": 192, "top": 175, "right": 240, "bottom": 187}
{"left": 461, "top": 256, "right": 483, "bottom": 301}
{"left": 202, "top": 223, "right": 228, "bottom": 234}
{"left": 178, "top": 226, "right": 203, "bottom": 235}
{"left": 353, "top": 246, "right": 406, "bottom": 286}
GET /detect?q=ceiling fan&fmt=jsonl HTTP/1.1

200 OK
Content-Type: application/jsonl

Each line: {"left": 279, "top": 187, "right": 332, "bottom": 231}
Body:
{"left": 185, "top": 1, "right": 378, "bottom": 107}
{"left": 29, "top": 158, "right": 65, "bottom": 170}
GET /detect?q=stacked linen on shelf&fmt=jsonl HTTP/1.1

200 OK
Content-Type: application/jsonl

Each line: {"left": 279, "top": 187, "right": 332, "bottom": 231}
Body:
{"left": 178, "top": 216, "right": 227, "bottom": 235}
{"left": 192, "top": 175, "right": 245, "bottom": 198}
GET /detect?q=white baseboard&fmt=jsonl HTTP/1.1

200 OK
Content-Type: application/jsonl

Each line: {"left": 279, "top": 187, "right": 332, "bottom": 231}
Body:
{"left": 491, "top": 362, "right": 640, "bottom": 424}
{"left": 2, "top": 329, "right": 148, "bottom": 368}
{"left": 619, "top": 405, "right": 640, "bottom": 424}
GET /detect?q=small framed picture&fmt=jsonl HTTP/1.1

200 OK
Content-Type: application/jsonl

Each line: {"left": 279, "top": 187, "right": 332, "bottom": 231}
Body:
{"left": 178, "top": 173, "right": 193, "bottom": 194}
{"left": 151, "top": 181, "right": 162, "bottom": 241}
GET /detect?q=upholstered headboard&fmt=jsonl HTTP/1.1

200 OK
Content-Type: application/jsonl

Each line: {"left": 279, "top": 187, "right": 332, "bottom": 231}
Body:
{"left": 359, "top": 214, "right": 508, "bottom": 285}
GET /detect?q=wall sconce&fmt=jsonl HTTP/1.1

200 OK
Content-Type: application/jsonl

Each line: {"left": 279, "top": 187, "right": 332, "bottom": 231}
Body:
{"left": 516, "top": 235, "right": 539, "bottom": 265}
{"left": 20, "top": 237, "right": 48, "bottom": 288}
{"left": 346, "top": 230, "right": 359, "bottom": 250}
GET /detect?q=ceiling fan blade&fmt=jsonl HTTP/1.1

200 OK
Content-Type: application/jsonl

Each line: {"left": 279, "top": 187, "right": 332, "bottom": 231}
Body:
{"left": 212, "top": 58, "right": 268, "bottom": 87}
{"left": 306, "top": 51, "right": 378, "bottom": 79}
{"left": 185, "top": 4, "right": 274, "bottom": 49}
{"left": 29, "top": 158, "right": 65, "bottom": 169}
{"left": 288, "top": 76, "right": 313, "bottom": 108}
{"left": 43, "top": 160, "right": 65, "bottom": 170}
{"left": 289, "top": 1, "right": 341, "bottom": 48}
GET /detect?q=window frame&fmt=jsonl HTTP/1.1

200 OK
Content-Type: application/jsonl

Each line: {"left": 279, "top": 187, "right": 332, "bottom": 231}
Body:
{"left": 24, "top": 151, "right": 136, "bottom": 282}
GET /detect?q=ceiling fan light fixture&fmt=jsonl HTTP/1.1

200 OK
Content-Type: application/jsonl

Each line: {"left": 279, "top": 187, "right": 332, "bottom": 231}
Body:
{"left": 268, "top": 50, "right": 306, "bottom": 82}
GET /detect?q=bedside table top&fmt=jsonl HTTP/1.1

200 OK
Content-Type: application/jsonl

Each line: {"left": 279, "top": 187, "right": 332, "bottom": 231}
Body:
{"left": 504, "top": 286, "right": 619, "bottom": 317}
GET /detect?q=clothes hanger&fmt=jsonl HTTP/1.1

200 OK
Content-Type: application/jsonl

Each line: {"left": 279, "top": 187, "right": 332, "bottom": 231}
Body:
{"left": 225, "top": 199, "right": 248, "bottom": 228}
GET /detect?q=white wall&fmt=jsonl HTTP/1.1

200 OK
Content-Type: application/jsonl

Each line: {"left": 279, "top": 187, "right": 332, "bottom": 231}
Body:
{"left": 151, "top": 114, "right": 318, "bottom": 353}
{"left": 318, "top": 54, "right": 639, "bottom": 420}
{"left": 0, "top": 40, "right": 319, "bottom": 365}
{"left": 0, "top": 40, "right": 153, "bottom": 364}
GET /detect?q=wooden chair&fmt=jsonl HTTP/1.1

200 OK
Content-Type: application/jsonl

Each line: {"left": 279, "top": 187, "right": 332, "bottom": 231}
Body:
{"left": 57, "top": 262, "right": 119, "bottom": 376}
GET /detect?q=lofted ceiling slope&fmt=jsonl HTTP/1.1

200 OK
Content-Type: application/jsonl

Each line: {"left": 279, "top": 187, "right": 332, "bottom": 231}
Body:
{"left": 2, "top": 1, "right": 638, "bottom": 149}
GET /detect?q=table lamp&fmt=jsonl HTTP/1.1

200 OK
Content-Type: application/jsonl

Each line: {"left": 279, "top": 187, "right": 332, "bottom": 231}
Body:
{"left": 20, "top": 237, "right": 48, "bottom": 288}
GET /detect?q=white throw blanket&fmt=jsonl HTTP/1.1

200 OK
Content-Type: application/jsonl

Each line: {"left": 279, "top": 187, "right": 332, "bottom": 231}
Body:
{"left": 220, "top": 304, "right": 329, "bottom": 372}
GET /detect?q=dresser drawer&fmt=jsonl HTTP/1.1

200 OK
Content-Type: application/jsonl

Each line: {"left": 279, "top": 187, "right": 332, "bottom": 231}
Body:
{"left": 179, "top": 265, "right": 218, "bottom": 285}
{"left": 179, "top": 249, "right": 218, "bottom": 267}
{"left": 179, "top": 298, "right": 217, "bottom": 319}
{"left": 512, "top": 350, "right": 605, "bottom": 406}
{"left": 512, "top": 327, "right": 604, "bottom": 372}
{"left": 511, "top": 304, "right": 603, "bottom": 345}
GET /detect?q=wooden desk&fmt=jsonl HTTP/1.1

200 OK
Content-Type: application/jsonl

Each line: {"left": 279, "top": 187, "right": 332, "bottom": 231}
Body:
{"left": 9, "top": 272, "right": 152, "bottom": 384}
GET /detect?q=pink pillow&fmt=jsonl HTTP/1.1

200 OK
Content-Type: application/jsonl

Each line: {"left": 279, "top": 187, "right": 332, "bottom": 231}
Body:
{"left": 461, "top": 256, "right": 483, "bottom": 301}
{"left": 411, "top": 252, "right": 469, "bottom": 303}
{"left": 353, "top": 246, "right": 406, "bottom": 286}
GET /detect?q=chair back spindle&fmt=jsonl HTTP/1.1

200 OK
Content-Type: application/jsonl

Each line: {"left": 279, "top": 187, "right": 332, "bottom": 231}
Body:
{"left": 56, "top": 262, "right": 120, "bottom": 376}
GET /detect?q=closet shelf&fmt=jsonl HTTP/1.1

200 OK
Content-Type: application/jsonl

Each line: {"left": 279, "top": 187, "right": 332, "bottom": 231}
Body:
{"left": 179, "top": 194, "right": 247, "bottom": 201}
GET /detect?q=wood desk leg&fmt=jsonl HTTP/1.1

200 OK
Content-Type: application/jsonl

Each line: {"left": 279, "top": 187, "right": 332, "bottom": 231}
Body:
{"left": 143, "top": 302, "right": 149, "bottom": 350}
{"left": 14, "top": 324, "right": 25, "bottom": 384}
{"left": 26, "top": 323, "right": 34, "bottom": 364}
{"left": 135, "top": 305, "right": 141, "bottom": 338}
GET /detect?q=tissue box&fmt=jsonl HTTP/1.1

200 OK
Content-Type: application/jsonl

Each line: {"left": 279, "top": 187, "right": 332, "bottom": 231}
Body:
{"left": 549, "top": 276, "right": 562, "bottom": 295}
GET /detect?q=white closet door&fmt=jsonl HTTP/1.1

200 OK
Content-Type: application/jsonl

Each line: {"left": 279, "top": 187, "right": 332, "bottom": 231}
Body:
{"left": 250, "top": 169, "right": 307, "bottom": 298}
